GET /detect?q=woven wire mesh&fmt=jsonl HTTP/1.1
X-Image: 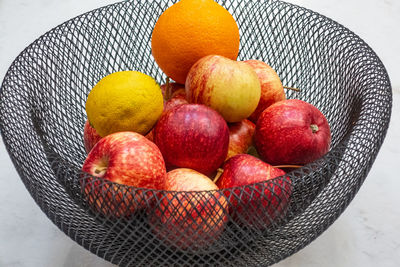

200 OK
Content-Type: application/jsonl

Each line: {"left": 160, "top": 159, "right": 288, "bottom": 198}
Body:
{"left": 0, "top": 0, "right": 392, "bottom": 266}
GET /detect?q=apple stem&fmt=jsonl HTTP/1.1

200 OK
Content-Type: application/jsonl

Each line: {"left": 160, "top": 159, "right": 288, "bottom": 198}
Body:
{"left": 94, "top": 166, "right": 107, "bottom": 177}
{"left": 273, "top": 165, "right": 303, "bottom": 169}
{"left": 284, "top": 86, "right": 301, "bottom": 92}
{"left": 165, "top": 77, "right": 172, "bottom": 100}
{"left": 310, "top": 124, "right": 319, "bottom": 133}
{"left": 213, "top": 168, "right": 224, "bottom": 183}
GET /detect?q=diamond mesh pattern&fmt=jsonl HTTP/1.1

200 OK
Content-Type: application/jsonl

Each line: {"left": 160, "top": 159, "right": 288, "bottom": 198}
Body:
{"left": 0, "top": 0, "right": 392, "bottom": 266}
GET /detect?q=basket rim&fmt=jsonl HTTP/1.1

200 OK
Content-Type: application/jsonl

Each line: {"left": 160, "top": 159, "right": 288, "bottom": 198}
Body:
{"left": 0, "top": 1, "right": 393, "bottom": 265}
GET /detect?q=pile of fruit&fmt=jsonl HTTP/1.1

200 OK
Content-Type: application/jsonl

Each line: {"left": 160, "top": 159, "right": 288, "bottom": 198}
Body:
{"left": 81, "top": 0, "right": 331, "bottom": 250}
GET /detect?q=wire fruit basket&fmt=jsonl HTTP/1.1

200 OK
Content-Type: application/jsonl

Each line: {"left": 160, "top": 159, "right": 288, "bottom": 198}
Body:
{"left": 0, "top": 0, "right": 392, "bottom": 266}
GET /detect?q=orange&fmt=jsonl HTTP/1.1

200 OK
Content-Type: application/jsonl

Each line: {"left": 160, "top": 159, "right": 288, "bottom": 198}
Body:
{"left": 151, "top": 0, "right": 240, "bottom": 84}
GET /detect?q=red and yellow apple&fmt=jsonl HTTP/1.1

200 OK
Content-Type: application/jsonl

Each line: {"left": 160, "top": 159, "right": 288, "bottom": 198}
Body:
{"left": 149, "top": 168, "right": 228, "bottom": 250}
{"left": 216, "top": 154, "right": 291, "bottom": 228}
{"left": 243, "top": 59, "right": 286, "bottom": 123}
{"left": 83, "top": 120, "right": 102, "bottom": 153}
{"left": 185, "top": 55, "right": 261, "bottom": 122}
{"left": 154, "top": 104, "right": 229, "bottom": 175}
{"left": 254, "top": 99, "right": 331, "bottom": 165}
{"left": 226, "top": 119, "right": 255, "bottom": 160}
{"left": 81, "top": 131, "right": 167, "bottom": 217}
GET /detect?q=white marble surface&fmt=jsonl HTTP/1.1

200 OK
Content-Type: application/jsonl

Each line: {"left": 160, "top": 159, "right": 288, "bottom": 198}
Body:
{"left": 0, "top": 0, "right": 399, "bottom": 266}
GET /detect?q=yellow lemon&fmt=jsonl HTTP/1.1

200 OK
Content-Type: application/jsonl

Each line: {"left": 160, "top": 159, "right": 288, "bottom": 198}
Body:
{"left": 85, "top": 71, "right": 164, "bottom": 137}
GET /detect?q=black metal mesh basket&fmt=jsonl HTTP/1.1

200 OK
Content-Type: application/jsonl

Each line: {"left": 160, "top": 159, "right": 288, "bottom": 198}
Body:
{"left": 0, "top": 0, "right": 392, "bottom": 266}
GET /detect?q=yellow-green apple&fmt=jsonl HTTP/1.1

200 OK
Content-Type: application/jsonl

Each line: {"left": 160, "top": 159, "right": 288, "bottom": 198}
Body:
{"left": 216, "top": 154, "right": 291, "bottom": 228}
{"left": 243, "top": 59, "right": 286, "bottom": 123}
{"left": 254, "top": 99, "right": 331, "bottom": 165}
{"left": 154, "top": 104, "right": 229, "bottom": 175}
{"left": 185, "top": 55, "right": 261, "bottom": 122}
{"left": 149, "top": 168, "right": 228, "bottom": 250}
{"left": 81, "top": 131, "right": 167, "bottom": 217}
{"left": 83, "top": 120, "right": 102, "bottom": 153}
{"left": 226, "top": 119, "right": 255, "bottom": 160}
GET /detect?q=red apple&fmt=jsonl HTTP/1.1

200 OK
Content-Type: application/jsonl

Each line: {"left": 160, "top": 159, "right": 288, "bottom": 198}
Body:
{"left": 226, "top": 119, "right": 255, "bottom": 160}
{"left": 254, "top": 99, "right": 331, "bottom": 165}
{"left": 160, "top": 82, "right": 185, "bottom": 100}
{"left": 145, "top": 129, "right": 154, "bottom": 142}
{"left": 170, "top": 87, "right": 186, "bottom": 99}
{"left": 81, "top": 131, "right": 167, "bottom": 217}
{"left": 83, "top": 120, "right": 102, "bottom": 153}
{"left": 149, "top": 168, "right": 228, "bottom": 250}
{"left": 216, "top": 154, "right": 291, "bottom": 228}
{"left": 243, "top": 59, "right": 286, "bottom": 123}
{"left": 163, "top": 88, "right": 188, "bottom": 113}
{"left": 185, "top": 55, "right": 261, "bottom": 122}
{"left": 154, "top": 104, "right": 229, "bottom": 175}
{"left": 145, "top": 89, "right": 188, "bottom": 143}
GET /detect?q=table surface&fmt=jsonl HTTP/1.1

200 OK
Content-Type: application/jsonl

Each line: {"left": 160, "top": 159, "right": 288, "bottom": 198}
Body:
{"left": 1, "top": 0, "right": 399, "bottom": 266}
